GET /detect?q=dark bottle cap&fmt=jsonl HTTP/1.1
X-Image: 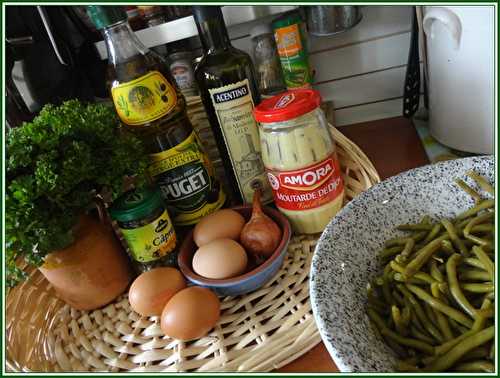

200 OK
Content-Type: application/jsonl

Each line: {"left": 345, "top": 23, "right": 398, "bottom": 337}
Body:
{"left": 192, "top": 5, "right": 224, "bottom": 23}
{"left": 86, "top": 5, "right": 127, "bottom": 30}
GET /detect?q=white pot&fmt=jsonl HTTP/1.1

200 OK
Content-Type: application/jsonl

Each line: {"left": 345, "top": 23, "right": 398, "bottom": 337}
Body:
{"left": 423, "top": 6, "right": 494, "bottom": 154}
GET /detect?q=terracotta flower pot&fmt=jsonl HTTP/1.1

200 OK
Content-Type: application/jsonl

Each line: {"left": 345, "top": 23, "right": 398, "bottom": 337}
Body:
{"left": 39, "top": 214, "right": 132, "bottom": 310}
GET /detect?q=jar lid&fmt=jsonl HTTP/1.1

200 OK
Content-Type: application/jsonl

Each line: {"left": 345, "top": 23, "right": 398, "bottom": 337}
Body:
{"left": 110, "top": 187, "right": 164, "bottom": 222}
{"left": 253, "top": 89, "right": 321, "bottom": 123}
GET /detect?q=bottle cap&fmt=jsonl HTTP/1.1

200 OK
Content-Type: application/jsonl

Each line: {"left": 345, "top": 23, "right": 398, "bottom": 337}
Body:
{"left": 250, "top": 23, "right": 273, "bottom": 39}
{"left": 86, "top": 5, "right": 127, "bottom": 30}
{"left": 253, "top": 89, "right": 322, "bottom": 123}
{"left": 110, "top": 187, "right": 165, "bottom": 223}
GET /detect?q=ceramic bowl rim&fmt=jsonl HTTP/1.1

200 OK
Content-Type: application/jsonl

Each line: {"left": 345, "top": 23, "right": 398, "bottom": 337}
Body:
{"left": 309, "top": 155, "right": 493, "bottom": 372}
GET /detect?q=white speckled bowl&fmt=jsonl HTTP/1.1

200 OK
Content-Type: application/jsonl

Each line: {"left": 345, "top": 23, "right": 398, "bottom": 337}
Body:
{"left": 310, "top": 156, "right": 494, "bottom": 372}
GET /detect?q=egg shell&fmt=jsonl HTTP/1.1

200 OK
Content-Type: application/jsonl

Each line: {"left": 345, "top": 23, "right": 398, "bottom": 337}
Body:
{"left": 192, "top": 239, "right": 248, "bottom": 279}
{"left": 161, "top": 286, "right": 220, "bottom": 341}
{"left": 193, "top": 209, "right": 246, "bottom": 247}
{"left": 129, "top": 267, "right": 186, "bottom": 317}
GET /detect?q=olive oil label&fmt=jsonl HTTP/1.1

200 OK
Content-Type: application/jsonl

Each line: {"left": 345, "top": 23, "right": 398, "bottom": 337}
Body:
{"left": 148, "top": 131, "right": 225, "bottom": 225}
{"left": 121, "top": 210, "right": 176, "bottom": 263}
{"left": 208, "top": 79, "right": 273, "bottom": 204}
{"left": 111, "top": 71, "right": 177, "bottom": 126}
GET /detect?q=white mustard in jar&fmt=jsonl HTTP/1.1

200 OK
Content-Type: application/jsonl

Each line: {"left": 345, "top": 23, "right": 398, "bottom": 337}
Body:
{"left": 253, "top": 90, "right": 344, "bottom": 234}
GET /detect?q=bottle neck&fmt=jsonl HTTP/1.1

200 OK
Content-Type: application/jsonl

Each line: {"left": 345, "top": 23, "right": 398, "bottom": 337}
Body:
{"left": 196, "top": 17, "right": 231, "bottom": 53}
{"left": 102, "top": 20, "right": 148, "bottom": 64}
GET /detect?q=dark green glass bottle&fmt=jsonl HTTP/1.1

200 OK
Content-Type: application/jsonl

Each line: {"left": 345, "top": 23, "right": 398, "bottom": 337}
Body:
{"left": 193, "top": 6, "right": 273, "bottom": 205}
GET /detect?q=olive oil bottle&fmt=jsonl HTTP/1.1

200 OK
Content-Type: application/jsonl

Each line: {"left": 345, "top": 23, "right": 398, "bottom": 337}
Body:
{"left": 193, "top": 6, "right": 273, "bottom": 205}
{"left": 87, "top": 6, "right": 225, "bottom": 226}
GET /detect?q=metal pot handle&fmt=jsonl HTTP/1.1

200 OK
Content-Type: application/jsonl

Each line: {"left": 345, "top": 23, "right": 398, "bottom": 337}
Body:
{"left": 423, "top": 7, "right": 462, "bottom": 50}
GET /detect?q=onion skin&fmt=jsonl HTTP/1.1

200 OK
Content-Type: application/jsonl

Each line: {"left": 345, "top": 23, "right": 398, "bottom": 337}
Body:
{"left": 240, "top": 190, "right": 282, "bottom": 257}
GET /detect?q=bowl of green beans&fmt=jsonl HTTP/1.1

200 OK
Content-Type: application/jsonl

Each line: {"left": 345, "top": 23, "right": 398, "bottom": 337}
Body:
{"left": 310, "top": 156, "right": 494, "bottom": 372}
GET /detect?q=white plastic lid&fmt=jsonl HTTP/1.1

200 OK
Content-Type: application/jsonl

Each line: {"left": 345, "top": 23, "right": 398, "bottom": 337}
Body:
{"left": 250, "top": 23, "right": 273, "bottom": 39}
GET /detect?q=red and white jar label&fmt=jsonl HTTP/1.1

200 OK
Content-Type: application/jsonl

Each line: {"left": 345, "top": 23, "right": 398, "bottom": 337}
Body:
{"left": 266, "top": 155, "right": 344, "bottom": 211}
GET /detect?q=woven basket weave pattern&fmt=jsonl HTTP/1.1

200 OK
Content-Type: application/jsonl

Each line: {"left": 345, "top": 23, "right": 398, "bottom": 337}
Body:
{"left": 6, "top": 97, "right": 380, "bottom": 372}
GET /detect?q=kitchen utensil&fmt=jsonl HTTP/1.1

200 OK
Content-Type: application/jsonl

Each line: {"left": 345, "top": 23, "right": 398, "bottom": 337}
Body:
{"left": 305, "top": 6, "right": 362, "bottom": 36}
{"left": 403, "top": 7, "right": 420, "bottom": 118}
{"left": 422, "top": 6, "right": 494, "bottom": 154}
{"left": 310, "top": 155, "right": 493, "bottom": 372}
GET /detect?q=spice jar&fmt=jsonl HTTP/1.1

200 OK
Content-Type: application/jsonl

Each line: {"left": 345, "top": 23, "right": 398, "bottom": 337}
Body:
{"left": 110, "top": 186, "right": 178, "bottom": 273}
{"left": 272, "top": 10, "right": 313, "bottom": 89}
{"left": 253, "top": 89, "right": 344, "bottom": 234}
{"left": 168, "top": 51, "right": 198, "bottom": 97}
{"left": 250, "top": 23, "right": 286, "bottom": 96}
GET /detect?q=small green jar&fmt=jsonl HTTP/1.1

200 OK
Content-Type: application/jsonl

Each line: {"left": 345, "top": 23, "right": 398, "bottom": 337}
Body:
{"left": 110, "top": 186, "right": 178, "bottom": 273}
{"left": 272, "top": 10, "right": 312, "bottom": 89}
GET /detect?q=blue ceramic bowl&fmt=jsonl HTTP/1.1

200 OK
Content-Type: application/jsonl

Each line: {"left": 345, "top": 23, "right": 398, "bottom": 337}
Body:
{"left": 178, "top": 205, "right": 291, "bottom": 297}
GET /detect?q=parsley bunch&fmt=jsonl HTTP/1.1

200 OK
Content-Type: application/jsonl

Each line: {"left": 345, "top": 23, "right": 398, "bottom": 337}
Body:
{"left": 6, "top": 100, "right": 148, "bottom": 287}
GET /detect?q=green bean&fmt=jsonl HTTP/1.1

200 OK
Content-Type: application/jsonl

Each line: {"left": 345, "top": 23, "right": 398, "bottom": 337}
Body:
{"left": 386, "top": 230, "right": 427, "bottom": 247}
{"left": 422, "top": 223, "right": 443, "bottom": 245}
{"left": 462, "top": 346, "right": 490, "bottom": 361}
{"left": 401, "top": 306, "right": 411, "bottom": 327}
{"left": 398, "top": 223, "right": 433, "bottom": 231}
{"left": 446, "top": 254, "right": 477, "bottom": 318}
{"left": 466, "top": 170, "right": 494, "bottom": 196}
{"left": 405, "top": 284, "right": 473, "bottom": 328}
{"left": 453, "top": 360, "right": 495, "bottom": 373}
{"left": 434, "top": 299, "right": 491, "bottom": 356}
{"left": 461, "top": 282, "right": 494, "bottom": 293}
{"left": 379, "top": 245, "right": 404, "bottom": 260}
{"left": 484, "top": 291, "right": 494, "bottom": 301}
{"left": 449, "top": 318, "right": 470, "bottom": 335}
{"left": 472, "top": 246, "right": 494, "bottom": 281}
{"left": 384, "top": 334, "right": 409, "bottom": 358}
{"left": 397, "top": 285, "right": 444, "bottom": 342}
{"left": 392, "top": 306, "right": 408, "bottom": 336}
{"left": 424, "top": 326, "right": 494, "bottom": 372}
{"left": 455, "top": 178, "right": 482, "bottom": 203}
{"left": 433, "top": 307, "right": 453, "bottom": 341}
{"left": 392, "top": 290, "right": 405, "bottom": 307}
{"left": 385, "top": 237, "right": 412, "bottom": 247}
{"left": 394, "top": 254, "right": 408, "bottom": 265}
{"left": 390, "top": 260, "right": 406, "bottom": 274}
{"left": 396, "top": 361, "right": 421, "bottom": 372}
{"left": 459, "top": 270, "right": 491, "bottom": 281}
{"left": 464, "top": 211, "right": 494, "bottom": 233}
{"left": 489, "top": 342, "right": 494, "bottom": 360}
{"left": 457, "top": 199, "right": 494, "bottom": 220}
{"left": 463, "top": 257, "right": 486, "bottom": 270}
{"left": 429, "top": 259, "right": 444, "bottom": 282}
{"left": 404, "top": 235, "right": 449, "bottom": 277}
{"left": 400, "top": 238, "right": 415, "bottom": 258}
{"left": 394, "top": 272, "right": 437, "bottom": 285}
{"left": 470, "top": 224, "right": 494, "bottom": 233}
{"left": 367, "top": 308, "right": 435, "bottom": 355}
{"left": 440, "top": 239, "right": 456, "bottom": 255}
{"left": 381, "top": 265, "right": 394, "bottom": 305}
{"left": 441, "top": 219, "right": 469, "bottom": 256}
{"left": 411, "top": 325, "right": 437, "bottom": 345}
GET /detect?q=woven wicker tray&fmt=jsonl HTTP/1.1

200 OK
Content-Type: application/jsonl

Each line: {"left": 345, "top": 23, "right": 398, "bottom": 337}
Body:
{"left": 6, "top": 97, "right": 380, "bottom": 372}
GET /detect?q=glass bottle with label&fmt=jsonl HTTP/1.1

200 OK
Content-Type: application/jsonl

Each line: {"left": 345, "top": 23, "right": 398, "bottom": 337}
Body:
{"left": 87, "top": 6, "right": 226, "bottom": 226}
{"left": 193, "top": 6, "right": 273, "bottom": 205}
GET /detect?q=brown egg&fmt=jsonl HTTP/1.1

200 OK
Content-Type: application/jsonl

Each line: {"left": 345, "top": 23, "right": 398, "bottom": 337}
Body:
{"left": 192, "top": 239, "right": 248, "bottom": 279}
{"left": 193, "top": 209, "right": 246, "bottom": 247}
{"left": 161, "top": 286, "right": 220, "bottom": 341}
{"left": 129, "top": 267, "right": 186, "bottom": 317}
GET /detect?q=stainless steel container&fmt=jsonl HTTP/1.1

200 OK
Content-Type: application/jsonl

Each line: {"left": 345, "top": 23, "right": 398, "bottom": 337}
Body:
{"left": 305, "top": 6, "right": 362, "bottom": 36}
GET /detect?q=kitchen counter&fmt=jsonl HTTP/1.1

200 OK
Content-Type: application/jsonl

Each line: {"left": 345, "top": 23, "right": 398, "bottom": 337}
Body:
{"left": 277, "top": 116, "right": 430, "bottom": 372}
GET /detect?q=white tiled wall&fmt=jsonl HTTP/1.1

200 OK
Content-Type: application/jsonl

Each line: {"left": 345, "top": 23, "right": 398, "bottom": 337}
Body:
{"left": 228, "top": 6, "right": 414, "bottom": 126}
